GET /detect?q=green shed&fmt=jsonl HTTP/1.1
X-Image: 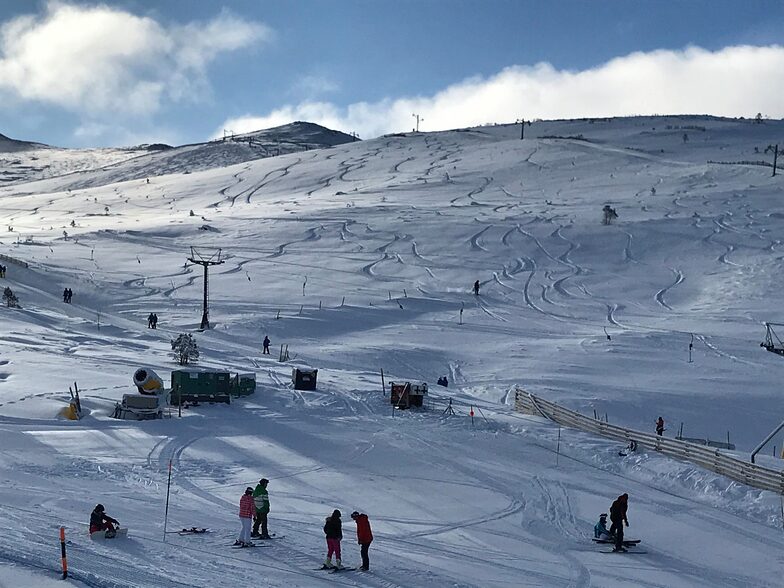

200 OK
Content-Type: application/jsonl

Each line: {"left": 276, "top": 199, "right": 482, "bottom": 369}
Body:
{"left": 171, "top": 368, "right": 232, "bottom": 404}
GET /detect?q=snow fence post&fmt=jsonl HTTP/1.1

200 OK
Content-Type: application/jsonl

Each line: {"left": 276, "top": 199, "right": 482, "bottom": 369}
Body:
{"left": 59, "top": 526, "right": 68, "bottom": 579}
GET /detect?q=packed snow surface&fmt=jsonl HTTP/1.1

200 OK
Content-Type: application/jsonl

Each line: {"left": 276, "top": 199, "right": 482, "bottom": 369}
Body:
{"left": 1, "top": 115, "right": 784, "bottom": 587}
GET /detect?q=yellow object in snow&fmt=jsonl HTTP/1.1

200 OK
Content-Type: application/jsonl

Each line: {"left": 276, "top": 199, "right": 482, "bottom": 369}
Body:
{"left": 61, "top": 402, "right": 79, "bottom": 420}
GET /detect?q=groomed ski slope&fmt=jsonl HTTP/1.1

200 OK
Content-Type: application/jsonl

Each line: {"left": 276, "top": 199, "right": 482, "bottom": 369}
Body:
{"left": 1, "top": 116, "right": 783, "bottom": 587}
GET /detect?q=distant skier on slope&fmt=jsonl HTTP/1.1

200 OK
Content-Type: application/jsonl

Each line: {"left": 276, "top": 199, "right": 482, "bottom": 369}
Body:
{"left": 609, "top": 493, "right": 629, "bottom": 552}
{"left": 90, "top": 504, "right": 119, "bottom": 537}
{"left": 262, "top": 335, "right": 271, "bottom": 355}
{"left": 473, "top": 280, "right": 480, "bottom": 295}
{"left": 655, "top": 416, "right": 665, "bottom": 436}
{"left": 323, "top": 509, "right": 343, "bottom": 569}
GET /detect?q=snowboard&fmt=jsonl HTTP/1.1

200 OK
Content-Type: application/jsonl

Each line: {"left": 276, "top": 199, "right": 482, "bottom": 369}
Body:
{"left": 90, "top": 528, "right": 128, "bottom": 540}
{"left": 592, "top": 538, "right": 640, "bottom": 546}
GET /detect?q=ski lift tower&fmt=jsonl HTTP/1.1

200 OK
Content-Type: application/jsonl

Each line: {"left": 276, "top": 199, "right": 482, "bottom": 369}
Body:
{"left": 187, "top": 247, "right": 224, "bottom": 330}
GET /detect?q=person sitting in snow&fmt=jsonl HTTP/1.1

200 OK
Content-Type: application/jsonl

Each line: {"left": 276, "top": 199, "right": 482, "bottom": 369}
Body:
{"left": 593, "top": 513, "right": 614, "bottom": 540}
{"left": 90, "top": 504, "right": 119, "bottom": 537}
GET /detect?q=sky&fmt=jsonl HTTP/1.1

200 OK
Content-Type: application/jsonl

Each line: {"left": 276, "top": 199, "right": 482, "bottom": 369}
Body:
{"left": 1, "top": 0, "right": 784, "bottom": 148}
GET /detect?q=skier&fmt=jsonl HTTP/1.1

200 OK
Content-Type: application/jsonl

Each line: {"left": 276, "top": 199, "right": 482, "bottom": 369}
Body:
{"left": 152, "top": 313, "right": 158, "bottom": 329}
{"left": 323, "top": 509, "right": 343, "bottom": 569}
{"left": 67, "top": 288, "right": 73, "bottom": 303}
{"left": 609, "top": 493, "right": 629, "bottom": 552}
{"left": 234, "top": 487, "right": 255, "bottom": 547}
{"left": 63, "top": 288, "right": 69, "bottom": 303}
{"left": 89, "top": 504, "right": 119, "bottom": 537}
{"left": 473, "top": 280, "right": 480, "bottom": 295}
{"left": 147, "top": 313, "right": 155, "bottom": 328}
{"left": 251, "top": 478, "right": 270, "bottom": 539}
{"left": 593, "top": 513, "right": 613, "bottom": 540}
{"left": 350, "top": 511, "right": 373, "bottom": 571}
{"left": 655, "top": 416, "right": 665, "bottom": 436}
{"left": 262, "top": 335, "right": 271, "bottom": 355}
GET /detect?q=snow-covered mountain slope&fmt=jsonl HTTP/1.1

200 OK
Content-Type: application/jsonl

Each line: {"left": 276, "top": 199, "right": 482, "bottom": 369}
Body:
{"left": 0, "top": 122, "right": 356, "bottom": 189}
{"left": 1, "top": 115, "right": 784, "bottom": 587}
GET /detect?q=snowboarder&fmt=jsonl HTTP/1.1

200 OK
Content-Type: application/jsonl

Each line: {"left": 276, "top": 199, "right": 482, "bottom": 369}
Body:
{"left": 89, "top": 504, "right": 119, "bottom": 537}
{"left": 473, "top": 280, "right": 480, "bottom": 295}
{"left": 147, "top": 313, "right": 155, "bottom": 328}
{"left": 609, "top": 493, "right": 629, "bottom": 552}
{"left": 251, "top": 478, "right": 270, "bottom": 539}
{"left": 655, "top": 416, "right": 665, "bottom": 436}
{"left": 323, "top": 509, "right": 343, "bottom": 569}
{"left": 593, "top": 513, "right": 613, "bottom": 540}
{"left": 152, "top": 313, "right": 158, "bottom": 329}
{"left": 262, "top": 335, "right": 270, "bottom": 355}
{"left": 63, "top": 288, "right": 69, "bottom": 303}
{"left": 235, "top": 487, "right": 255, "bottom": 547}
{"left": 66, "top": 288, "right": 73, "bottom": 303}
{"left": 350, "top": 511, "right": 373, "bottom": 571}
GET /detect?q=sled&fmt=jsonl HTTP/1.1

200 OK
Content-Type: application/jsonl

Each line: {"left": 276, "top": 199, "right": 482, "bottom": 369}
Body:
{"left": 90, "top": 528, "right": 128, "bottom": 540}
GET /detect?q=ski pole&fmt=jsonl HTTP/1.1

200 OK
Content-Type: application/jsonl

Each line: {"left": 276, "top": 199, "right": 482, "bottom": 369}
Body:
{"left": 163, "top": 459, "right": 172, "bottom": 542}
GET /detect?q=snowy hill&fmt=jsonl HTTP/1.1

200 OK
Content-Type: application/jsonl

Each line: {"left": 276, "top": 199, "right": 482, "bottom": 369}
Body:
{"left": 0, "top": 122, "right": 356, "bottom": 189}
{"left": 1, "top": 115, "right": 784, "bottom": 587}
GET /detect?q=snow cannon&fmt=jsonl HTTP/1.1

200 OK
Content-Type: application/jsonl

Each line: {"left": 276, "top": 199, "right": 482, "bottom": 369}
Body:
{"left": 133, "top": 368, "right": 164, "bottom": 395}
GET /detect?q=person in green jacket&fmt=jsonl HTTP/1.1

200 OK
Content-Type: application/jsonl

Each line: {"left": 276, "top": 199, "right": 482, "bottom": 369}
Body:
{"left": 251, "top": 478, "right": 270, "bottom": 539}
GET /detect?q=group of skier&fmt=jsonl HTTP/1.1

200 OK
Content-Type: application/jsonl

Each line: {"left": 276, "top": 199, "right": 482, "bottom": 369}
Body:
{"left": 146, "top": 313, "right": 159, "bottom": 329}
{"left": 235, "top": 479, "right": 373, "bottom": 571}
{"left": 593, "top": 493, "right": 630, "bottom": 552}
{"left": 62, "top": 288, "right": 73, "bottom": 303}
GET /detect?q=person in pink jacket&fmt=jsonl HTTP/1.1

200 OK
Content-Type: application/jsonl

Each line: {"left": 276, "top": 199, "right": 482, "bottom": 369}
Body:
{"left": 235, "top": 487, "right": 255, "bottom": 547}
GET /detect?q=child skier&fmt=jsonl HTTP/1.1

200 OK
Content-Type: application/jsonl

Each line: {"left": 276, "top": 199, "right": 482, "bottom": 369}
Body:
{"left": 235, "top": 487, "right": 255, "bottom": 547}
{"left": 593, "top": 513, "right": 613, "bottom": 540}
{"left": 323, "top": 509, "right": 343, "bottom": 569}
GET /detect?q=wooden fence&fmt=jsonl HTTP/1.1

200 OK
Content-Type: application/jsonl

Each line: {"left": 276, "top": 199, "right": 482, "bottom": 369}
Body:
{"left": 514, "top": 389, "right": 784, "bottom": 495}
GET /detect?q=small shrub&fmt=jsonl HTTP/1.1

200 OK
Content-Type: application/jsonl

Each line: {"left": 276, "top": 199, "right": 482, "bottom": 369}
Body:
{"left": 171, "top": 333, "right": 199, "bottom": 365}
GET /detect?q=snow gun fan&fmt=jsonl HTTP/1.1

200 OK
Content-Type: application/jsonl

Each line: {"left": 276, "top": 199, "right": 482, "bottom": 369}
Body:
{"left": 112, "top": 368, "right": 169, "bottom": 420}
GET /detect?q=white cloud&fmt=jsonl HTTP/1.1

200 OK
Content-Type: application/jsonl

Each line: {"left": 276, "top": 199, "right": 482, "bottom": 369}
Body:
{"left": 0, "top": 2, "right": 270, "bottom": 116}
{"left": 217, "top": 44, "right": 784, "bottom": 139}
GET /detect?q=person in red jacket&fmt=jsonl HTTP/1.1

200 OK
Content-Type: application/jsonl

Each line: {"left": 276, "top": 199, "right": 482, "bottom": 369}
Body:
{"left": 89, "top": 504, "right": 119, "bottom": 537}
{"left": 350, "top": 511, "right": 373, "bottom": 571}
{"left": 235, "top": 487, "right": 255, "bottom": 547}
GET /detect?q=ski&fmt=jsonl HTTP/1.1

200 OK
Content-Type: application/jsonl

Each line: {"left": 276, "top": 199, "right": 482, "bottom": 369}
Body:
{"left": 601, "top": 550, "right": 648, "bottom": 554}
{"left": 179, "top": 528, "right": 209, "bottom": 535}
{"left": 230, "top": 542, "right": 257, "bottom": 548}
{"left": 330, "top": 567, "right": 357, "bottom": 573}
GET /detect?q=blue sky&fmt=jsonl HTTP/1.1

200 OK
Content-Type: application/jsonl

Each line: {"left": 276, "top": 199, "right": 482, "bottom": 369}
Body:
{"left": 1, "top": 1, "right": 783, "bottom": 147}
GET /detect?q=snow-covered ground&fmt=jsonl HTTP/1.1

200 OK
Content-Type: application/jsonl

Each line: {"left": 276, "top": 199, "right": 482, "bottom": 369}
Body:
{"left": 1, "top": 115, "right": 783, "bottom": 587}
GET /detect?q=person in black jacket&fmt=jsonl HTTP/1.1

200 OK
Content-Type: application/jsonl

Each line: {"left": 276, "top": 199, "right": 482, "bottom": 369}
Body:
{"left": 323, "top": 509, "right": 343, "bottom": 569}
{"left": 89, "top": 504, "right": 119, "bottom": 537}
{"left": 609, "top": 493, "right": 629, "bottom": 552}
